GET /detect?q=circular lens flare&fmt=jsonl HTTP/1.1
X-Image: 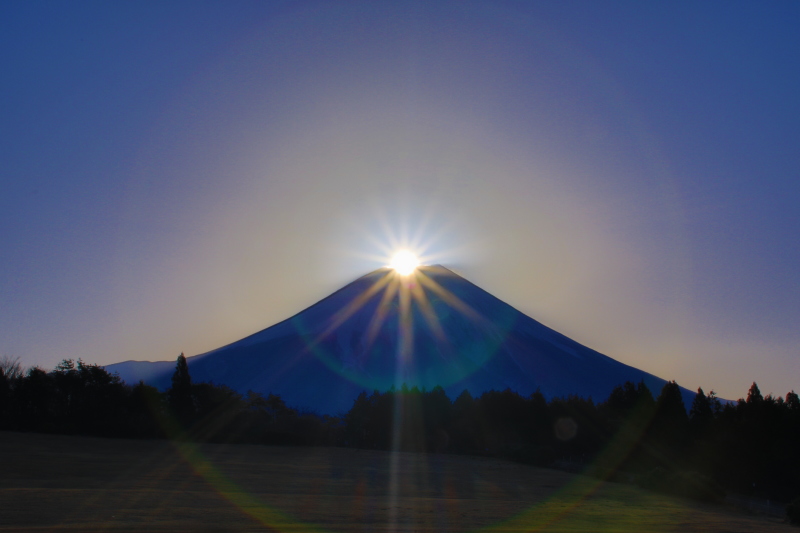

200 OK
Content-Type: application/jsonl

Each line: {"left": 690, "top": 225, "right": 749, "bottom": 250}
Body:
{"left": 389, "top": 250, "right": 420, "bottom": 276}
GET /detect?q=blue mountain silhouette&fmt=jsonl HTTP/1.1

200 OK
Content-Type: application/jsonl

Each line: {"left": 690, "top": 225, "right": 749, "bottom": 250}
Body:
{"left": 107, "top": 265, "right": 693, "bottom": 414}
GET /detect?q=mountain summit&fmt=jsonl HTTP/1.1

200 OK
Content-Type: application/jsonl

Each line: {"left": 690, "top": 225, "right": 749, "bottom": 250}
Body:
{"left": 107, "top": 266, "right": 687, "bottom": 414}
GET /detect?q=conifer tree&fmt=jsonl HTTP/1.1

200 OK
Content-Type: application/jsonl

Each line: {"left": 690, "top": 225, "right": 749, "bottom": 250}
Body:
{"left": 690, "top": 387, "right": 713, "bottom": 420}
{"left": 706, "top": 390, "right": 722, "bottom": 415}
{"left": 168, "top": 353, "right": 195, "bottom": 426}
{"left": 746, "top": 382, "right": 763, "bottom": 404}
{"left": 656, "top": 381, "right": 688, "bottom": 423}
{"left": 636, "top": 381, "right": 655, "bottom": 409}
{"left": 172, "top": 353, "right": 191, "bottom": 392}
{"left": 689, "top": 387, "right": 714, "bottom": 436}
{"left": 651, "top": 381, "right": 689, "bottom": 465}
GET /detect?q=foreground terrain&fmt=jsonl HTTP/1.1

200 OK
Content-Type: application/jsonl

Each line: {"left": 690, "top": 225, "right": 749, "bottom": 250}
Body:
{"left": 0, "top": 431, "right": 793, "bottom": 532}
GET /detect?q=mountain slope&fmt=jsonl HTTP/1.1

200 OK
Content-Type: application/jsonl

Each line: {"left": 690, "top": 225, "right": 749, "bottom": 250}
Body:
{"left": 107, "top": 266, "right": 691, "bottom": 414}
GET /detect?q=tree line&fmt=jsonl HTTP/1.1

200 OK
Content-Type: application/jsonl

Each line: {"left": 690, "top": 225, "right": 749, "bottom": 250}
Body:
{"left": 1, "top": 354, "right": 799, "bottom": 506}
{"left": 0, "top": 355, "right": 341, "bottom": 446}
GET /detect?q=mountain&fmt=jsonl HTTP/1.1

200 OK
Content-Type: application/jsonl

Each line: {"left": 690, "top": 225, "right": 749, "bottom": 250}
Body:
{"left": 107, "top": 265, "right": 693, "bottom": 414}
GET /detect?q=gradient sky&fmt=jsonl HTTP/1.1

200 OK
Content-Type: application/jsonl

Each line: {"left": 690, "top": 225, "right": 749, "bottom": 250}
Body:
{"left": 2, "top": 1, "right": 798, "bottom": 401}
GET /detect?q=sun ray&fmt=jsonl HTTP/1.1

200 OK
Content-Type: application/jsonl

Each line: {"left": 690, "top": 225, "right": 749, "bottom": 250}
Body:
{"left": 410, "top": 198, "right": 438, "bottom": 248}
{"left": 362, "top": 275, "right": 401, "bottom": 353}
{"left": 397, "top": 276, "right": 414, "bottom": 363}
{"left": 415, "top": 270, "right": 485, "bottom": 324}
{"left": 344, "top": 193, "right": 467, "bottom": 273}
{"left": 409, "top": 194, "right": 454, "bottom": 259}
{"left": 317, "top": 271, "right": 392, "bottom": 341}
{"left": 408, "top": 278, "right": 449, "bottom": 346}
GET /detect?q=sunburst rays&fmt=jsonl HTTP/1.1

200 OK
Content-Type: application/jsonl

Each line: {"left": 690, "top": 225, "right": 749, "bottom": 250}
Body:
{"left": 303, "top": 266, "right": 487, "bottom": 378}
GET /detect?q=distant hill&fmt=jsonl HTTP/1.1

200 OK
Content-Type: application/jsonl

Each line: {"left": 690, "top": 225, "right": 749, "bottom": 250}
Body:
{"left": 107, "top": 266, "right": 694, "bottom": 414}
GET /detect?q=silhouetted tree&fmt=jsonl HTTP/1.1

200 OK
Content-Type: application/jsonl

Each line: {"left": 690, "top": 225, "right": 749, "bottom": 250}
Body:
{"left": 0, "top": 355, "right": 24, "bottom": 382}
{"left": 603, "top": 381, "right": 654, "bottom": 432}
{"left": 422, "top": 385, "right": 452, "bottom": 452}
{"left": 370, "top": 389, "right": 394, "bottom": 449}
{"left": 51, "top": 359, "right": 80, "bottom": 432}
{"left": 649, "top": 381, "right": 689, "bottom": 468}
{"left": 21, "top": 367, "right": 56, "bottom": 430}
{"left": 606, "top": 381, "right": 640, "bottom": 417}
{"left": 342, "top": 391, "right": 361, "bottom": 446}
{"left": 528, "top": 389, "right": 553, "bottom": 452}
{"left": 707, "top": 390, "right": 722, "bottom": 415}
{"left": 746, "top": 382, "right": 763, "bottom": 405}
{"left": 655, "top": 381, "right": 688, "bottom": 426}
{"left": 0, "top": 367, "right": 9, "bottom": 428}
{"left": 636, "top": 381, "right": 656, "bottom": 411}
{"left": 265, "top": 393, "right": 291, "bottom": 425}
{"left": 129, "top": 380, "right": 165, "bottom": 438}
{"left": 684, "top": 386, "right": 722, "bottom": 476}
{"left": 689, "top": 387, "right": 714, "bottom": 433}
{"left": 450, "top": 389, "right": 479, "bottom": 452}
{"left": 786, "top": 391, "right": 800, "bottom": 411}
{"left": 77, "top": 360, "right": 128, "bottom": 435}
{"left": 168, "top": 353, "right": 195, "bottom": 427}
{"left": 171, "top": 353, "right": 191, "bottom": 391}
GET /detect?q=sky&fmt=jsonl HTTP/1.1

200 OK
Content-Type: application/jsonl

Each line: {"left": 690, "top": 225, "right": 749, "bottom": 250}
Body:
{"left": 2, "top": 1, "right": 798, "bottom": 401}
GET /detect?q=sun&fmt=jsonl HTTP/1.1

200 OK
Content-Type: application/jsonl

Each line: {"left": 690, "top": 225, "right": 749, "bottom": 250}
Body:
{"left": 389, "top": 250, "right": 421, "bottom": 276}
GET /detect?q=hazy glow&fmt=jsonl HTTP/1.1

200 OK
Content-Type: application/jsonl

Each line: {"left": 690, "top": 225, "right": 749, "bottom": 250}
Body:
{"left": 2, "top": 0, "right": 798, "bottom": 413}
{"left": 389, "top": 250, "right": 420, "bottom": 276}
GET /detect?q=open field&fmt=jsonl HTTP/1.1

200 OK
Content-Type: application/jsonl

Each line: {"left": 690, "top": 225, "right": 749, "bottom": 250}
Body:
{"left": 0, "top": 431, "right": 793, "bottom": 532}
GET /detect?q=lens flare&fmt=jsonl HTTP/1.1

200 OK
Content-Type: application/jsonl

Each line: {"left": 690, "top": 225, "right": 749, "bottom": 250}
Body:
{"left": 389, "top": 250, "right": 420, "bottom": 275}
{"left": 141, "top": 265, "right": 660, "bottom": 533}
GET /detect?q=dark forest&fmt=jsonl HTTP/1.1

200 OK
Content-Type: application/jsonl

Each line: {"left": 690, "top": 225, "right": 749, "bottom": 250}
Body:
{"left": 1, "top": 354, "right": 799, "bottom": 519}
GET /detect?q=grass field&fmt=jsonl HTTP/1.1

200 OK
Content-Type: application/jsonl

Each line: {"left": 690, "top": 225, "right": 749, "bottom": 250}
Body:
{"left": 0, "top": 431, "right": 793, "bottom": 532}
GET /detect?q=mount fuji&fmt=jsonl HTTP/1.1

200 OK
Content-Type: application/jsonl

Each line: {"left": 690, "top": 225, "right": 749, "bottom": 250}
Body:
{"left": 107, "top": 266, "right": 692, "bottom": 414}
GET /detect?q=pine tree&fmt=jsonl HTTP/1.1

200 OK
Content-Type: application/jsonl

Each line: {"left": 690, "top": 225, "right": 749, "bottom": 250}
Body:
{"left": 636, "top": 381, "right": 656, "bottom": 409}
{"left": 746, "top": 382, "right": 763, "bottom": 404}
{"left": 656, "top": 381, "right": 688, "bottom": 423}
{"left": 171, "top": 353, "right": 191, "bottom": 392}
{"left": 706, "top": 390, "right": 722, "bottom": 415}
{"left": 689, "top": 387, "right": 714, "bottom": 434}
{"left": 650, "top": 381, "right": 690, "bottom": 465}
{"left": 168, "top": 353, "right": 195, "bottom": 426}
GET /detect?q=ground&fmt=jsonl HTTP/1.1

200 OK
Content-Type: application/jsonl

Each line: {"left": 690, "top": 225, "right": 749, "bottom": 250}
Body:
{"left": 0, "top": 431, "right": 793, "bottom": 532}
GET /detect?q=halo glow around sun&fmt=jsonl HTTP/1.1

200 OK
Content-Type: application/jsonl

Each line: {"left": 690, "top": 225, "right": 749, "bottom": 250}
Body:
{"left": 390, "top": 250, "right": 421, "bottom": 276}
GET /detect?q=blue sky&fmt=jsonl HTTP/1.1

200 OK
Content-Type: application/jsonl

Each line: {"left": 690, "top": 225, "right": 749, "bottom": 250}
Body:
{"left": 2, "top": 1, "right": 798, "bottom": 400}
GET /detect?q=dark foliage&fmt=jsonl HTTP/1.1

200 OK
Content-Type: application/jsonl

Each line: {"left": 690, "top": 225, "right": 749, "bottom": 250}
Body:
{"left": 0, "top": 367, "right": 9, "bottom": 422}
{"left": 168, "top": 353, "right": 195, "bottom": 426}
{"left": 2, "top": 357, "right": 799, "bottom": 506}
{"left": 0, "top": 356, "right": 344, "bottom": 446}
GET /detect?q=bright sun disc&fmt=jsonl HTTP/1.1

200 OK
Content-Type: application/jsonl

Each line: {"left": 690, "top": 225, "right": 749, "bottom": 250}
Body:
{"left": 390, "top": 250, "right": 420, "bottom": 275}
